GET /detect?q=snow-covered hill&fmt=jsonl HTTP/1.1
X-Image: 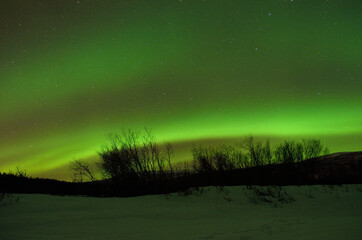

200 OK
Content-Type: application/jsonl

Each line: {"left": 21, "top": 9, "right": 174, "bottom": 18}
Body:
{"left": 1, "top": 185, "right": 361, "bottom": 240}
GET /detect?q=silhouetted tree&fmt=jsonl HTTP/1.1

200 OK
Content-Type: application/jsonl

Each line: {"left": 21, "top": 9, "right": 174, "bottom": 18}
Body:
{"left": 192, "top": 145, "right": 215, "bottom": 173}
{"left": 274, "top": 140, "right": 304, "bottom": 164}
{"left": 98, "top": 128, "right": 174, "bottom": 188}
{"left": 69, "top": 159, "right": 96, "bottom": 182}
{"left": 8, "top": 164, "right": 28, "bottom": 178}
{"left": 242, "top": 136, "right": 272, "bottom": 167}
{"left": 262, "top": 139, "right": 273, "bottom": 165}
{"left": 213, "top": 145, "right": 236, "bottom": 171}
{"left": 302, "top": 138, "right": 329, "bottom": 159}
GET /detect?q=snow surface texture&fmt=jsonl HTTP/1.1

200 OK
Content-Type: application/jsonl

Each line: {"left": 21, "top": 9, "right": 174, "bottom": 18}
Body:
{"left": 1, "top": 185, "right": 361, "bottom": 240}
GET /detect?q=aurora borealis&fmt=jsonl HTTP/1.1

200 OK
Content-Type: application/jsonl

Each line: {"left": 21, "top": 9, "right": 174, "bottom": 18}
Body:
{"left": 0, "top": 0, "right": 361, "bottom": 180}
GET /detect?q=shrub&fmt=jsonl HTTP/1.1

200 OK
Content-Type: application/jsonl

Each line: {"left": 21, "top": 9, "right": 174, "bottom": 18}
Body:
{"left": 241, "top": 136, "right": 273, "bottom": 167}
{"left": 192, "top": 145, "right": 215, "bottom": 173}
{"left": 242, "top": 136, "right": 264, "bottom": 167}
{"left": 192, "top": 144, "right": 246, "bottom": 172}
{"left": 98, "top": 128, "right": 174, "bottom": 187}
{"left": 273, "top": 138, "right": 329, "bottom": 165}
{"left": 274, "top": 140, "right": 304, "bottom": 164}
{"left": 213, "top": 145, "right": 239, "bottom": 171}
{"left": 302, "top": 138, "right": 329, "bottom": 159}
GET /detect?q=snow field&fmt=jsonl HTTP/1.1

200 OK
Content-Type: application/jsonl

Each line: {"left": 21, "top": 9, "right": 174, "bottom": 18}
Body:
{"left": 1, "top": 185, "right": 361, "bottom": 240}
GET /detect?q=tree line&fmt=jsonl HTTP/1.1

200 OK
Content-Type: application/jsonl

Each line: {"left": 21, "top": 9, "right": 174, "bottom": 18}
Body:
{"left": 68, "top": 129, "right": 329, "bottom": 195}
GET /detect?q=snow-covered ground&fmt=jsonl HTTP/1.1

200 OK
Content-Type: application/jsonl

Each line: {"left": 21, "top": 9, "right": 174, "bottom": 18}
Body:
{"left": 1, "top": 185, "right": 361, "bottom": 240}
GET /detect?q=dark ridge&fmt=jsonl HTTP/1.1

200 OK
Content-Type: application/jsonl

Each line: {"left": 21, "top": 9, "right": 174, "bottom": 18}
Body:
{"left": 1, "top": 151, "right": 361, "bottom": 198}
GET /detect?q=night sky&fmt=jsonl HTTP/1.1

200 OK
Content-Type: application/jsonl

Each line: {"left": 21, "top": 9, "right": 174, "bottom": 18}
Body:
{"left": 1, "top": 0, "right": 361, "bottom": 180}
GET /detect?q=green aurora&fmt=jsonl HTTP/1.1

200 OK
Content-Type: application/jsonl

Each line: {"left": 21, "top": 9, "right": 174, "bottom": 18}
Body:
{"left": 0, "top": 0, "right": 361, "bottom": 180}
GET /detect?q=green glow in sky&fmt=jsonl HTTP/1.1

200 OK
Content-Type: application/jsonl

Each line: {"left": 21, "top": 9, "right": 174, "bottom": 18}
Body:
{"left": 0, "top": 0, "right": 361, "bottom": 180}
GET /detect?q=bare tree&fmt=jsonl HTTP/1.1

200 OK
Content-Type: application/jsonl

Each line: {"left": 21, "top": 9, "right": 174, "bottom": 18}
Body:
{"left": 302, "top": 138, "right": 329, "bottom": 160}
{"left": 213, "top": 145, "right": 236, "bottom": 171}
{"left": 263, "top": 139, "right": 273, "bottom": 165}
{"left": 274, "top": 141, "right": 295, "bottom": 164}
{"left": 7, "top": 164, "right": 28, "bottom": 177}
{"left": 242, "top": 136, "right": 264, "bottom": 167}
{"left": 165, "top": 141, "right": 174, "bottom": 178}
{"left": 98, "top": 128, "right": 174, "bottom": 186}
{"left": 69, "top": 159, "right": 96, "bottom": 182}
{"left": 14, "top": 164, "right": 27, "bottom": 177}
{"left": 192, "top": 145, "right": 215, "bottom": 172}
